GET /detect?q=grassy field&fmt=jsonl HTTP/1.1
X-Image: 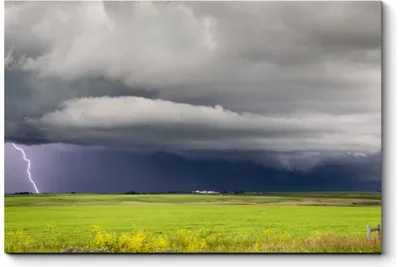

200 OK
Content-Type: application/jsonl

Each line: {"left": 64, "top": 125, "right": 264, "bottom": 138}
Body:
{"left": 4, "top": 193, "right": 381, "bottom": 253}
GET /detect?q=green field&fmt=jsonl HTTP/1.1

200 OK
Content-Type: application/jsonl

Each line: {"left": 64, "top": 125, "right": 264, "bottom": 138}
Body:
{"left": 4, "top": 193, "right": 382, "bottom": 253}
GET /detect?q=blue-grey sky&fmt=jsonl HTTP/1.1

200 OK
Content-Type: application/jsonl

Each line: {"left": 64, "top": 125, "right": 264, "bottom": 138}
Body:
{"left": 4, "top": 1, "right": 381, "bottom": 193}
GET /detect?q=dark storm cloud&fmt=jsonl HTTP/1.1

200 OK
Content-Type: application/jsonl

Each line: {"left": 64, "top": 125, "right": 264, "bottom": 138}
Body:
{"left": 4, "top": 1, "right": 381, "bottom": 157}
{"left": 4, "top": 144, "right": 381, "bottom": 194}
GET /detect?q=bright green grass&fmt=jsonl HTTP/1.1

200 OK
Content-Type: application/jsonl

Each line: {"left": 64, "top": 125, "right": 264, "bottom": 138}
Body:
{"left": 4, "top": 192, "right": 381, "bottom": 207}
{"left": 4, "top": 194, "right": 300, "bottom": 206}
{"left": 5, "top": 203, "right": 381, "bottom": 248}
{"left": 266, "top": 192, "right": 381, "bottom": 199}
{"left": 4, "top": 194, "right": 381, "bottom": 252}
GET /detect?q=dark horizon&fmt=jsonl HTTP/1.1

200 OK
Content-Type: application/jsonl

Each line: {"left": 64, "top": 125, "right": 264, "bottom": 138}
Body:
{"left": 4, "top": 143, "right": 381, "bottom": 194}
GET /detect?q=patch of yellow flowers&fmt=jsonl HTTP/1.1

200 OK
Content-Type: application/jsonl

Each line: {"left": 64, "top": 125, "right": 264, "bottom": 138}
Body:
{"left": 89, "top": 225, "right": 207, "bottom": 253}
{"left": 5, "top": 225, "right": 381, "bottom": 253}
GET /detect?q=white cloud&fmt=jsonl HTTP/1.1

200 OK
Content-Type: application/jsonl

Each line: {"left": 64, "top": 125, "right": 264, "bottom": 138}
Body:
{"left": 347, "top": 152, "right": 368, "bottom": 158}
{"left": 27, "top": 96, "right": 380, "bottom": 153}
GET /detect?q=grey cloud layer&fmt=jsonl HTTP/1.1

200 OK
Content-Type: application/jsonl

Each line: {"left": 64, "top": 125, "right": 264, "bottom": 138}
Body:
{"left": 5, "top": 1, "right": 381, "bottom": 154}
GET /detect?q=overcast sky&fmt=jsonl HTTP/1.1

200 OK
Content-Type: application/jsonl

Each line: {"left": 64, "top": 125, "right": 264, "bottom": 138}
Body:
{"left": 4, "top": 1, "right": 382, "bottom": 193}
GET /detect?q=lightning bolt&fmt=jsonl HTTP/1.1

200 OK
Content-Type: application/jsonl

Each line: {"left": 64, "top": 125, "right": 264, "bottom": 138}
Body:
{"left": 11, "top": 143, "right": 40, "bottom": 194}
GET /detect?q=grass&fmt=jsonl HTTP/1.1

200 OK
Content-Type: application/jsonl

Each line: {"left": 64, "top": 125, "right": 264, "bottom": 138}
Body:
{"left": 265, "top": 192, "right": 381, "bottom": 200}
{"left": 4, "top": 193, "right": 381, "bottom": 206}
{"left": 4, "top": 193, "right": 382, "bottom": 253}
{"left": 5, "top": 226, "right": 381, "bottom": 253}
{"left": 4, "top": 194, "right": 300, "bottom": 206}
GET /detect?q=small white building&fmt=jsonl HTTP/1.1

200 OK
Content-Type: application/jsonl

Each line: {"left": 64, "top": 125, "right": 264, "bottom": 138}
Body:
{"left": 194, "top": 190, "right": 219, "bottom": 195}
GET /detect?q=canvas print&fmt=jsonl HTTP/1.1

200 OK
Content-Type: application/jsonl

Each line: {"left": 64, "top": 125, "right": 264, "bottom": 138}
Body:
{"left": 4, "top": 1, "right": 381, "bottom": 253}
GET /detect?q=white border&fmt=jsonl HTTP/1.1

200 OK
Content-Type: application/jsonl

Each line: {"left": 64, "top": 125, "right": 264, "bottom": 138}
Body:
{"left": 1, "top": 0, "right": 398, "bottom": 266}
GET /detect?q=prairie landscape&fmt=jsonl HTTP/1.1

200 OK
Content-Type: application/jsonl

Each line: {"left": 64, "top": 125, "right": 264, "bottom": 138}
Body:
{"left": 4, "top": 192, "right": 381, "bottom": 253}
{"left": 4, "top": 0, "right": 382, "bottom": 256}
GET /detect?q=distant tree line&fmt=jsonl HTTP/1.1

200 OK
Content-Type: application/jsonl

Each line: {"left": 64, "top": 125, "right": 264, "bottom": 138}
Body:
{"left": 98, "top": 191, "right": 267, "bottom": 195}
{"left": 124, "top": 191, "right": 195, "bottom": 195}
{"left": 124, "top": 191, "right": 139, "bottom": 195}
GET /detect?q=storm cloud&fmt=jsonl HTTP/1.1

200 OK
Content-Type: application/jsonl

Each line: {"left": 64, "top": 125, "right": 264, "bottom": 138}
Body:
{"left": 4, "top": 1, "right": 381, "bottom": 173}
